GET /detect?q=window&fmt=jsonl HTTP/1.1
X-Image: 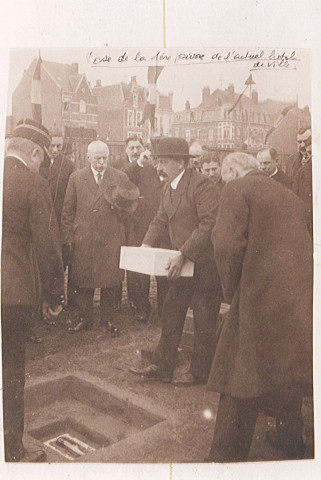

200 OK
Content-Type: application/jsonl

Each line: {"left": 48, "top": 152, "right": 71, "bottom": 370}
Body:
{"left": 133, "top": 93, "right": 138, "bottom": 107}
{"left": 175, "top": 128, "right": 179, "bottom": 138}
{"left": 185, "top": 129, "right": 191, "bottom": 141}
{"left": 79, "top": 100, "right": 86, "bottom": 114}
{"left": 128, "top": 131, "right": 142, "bottom": 139}
{"left": 223, "top": 126, "right": 230, "bottom": 139}
{"left": 208, "top": 128, "right": 214, "bottom": 141}
{"left": 136, "top": 111, "right": 142, "bottom": 126}
{"left": 197, "top": 129, "right": 201, "bottom": 138}
{"left": 127, "top": 110, "right": 134, "bottom": 127}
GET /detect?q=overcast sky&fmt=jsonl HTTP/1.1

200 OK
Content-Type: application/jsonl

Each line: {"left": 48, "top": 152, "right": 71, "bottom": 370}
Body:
{"left": 7, "top": 47, "right": 311, "bottom": 115}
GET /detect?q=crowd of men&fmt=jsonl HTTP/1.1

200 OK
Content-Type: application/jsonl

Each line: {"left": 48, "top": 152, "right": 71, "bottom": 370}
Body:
{"left": 1, "top": 118, "right": 313, "bottom": 463}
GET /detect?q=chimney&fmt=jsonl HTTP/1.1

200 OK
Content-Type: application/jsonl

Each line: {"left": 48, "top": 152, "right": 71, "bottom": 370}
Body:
{"left": 131, "top": 76, "right": 137, "bottom": 84}
{"left": 252, "top": 90, "right": 258, "bottom": 104}
{"left": 95, "top": 79, "right": 102, "bottom": 87}
{"left": 71, "top": 62, "right": 79, "bottom": 75}
{"left": 303, "top": 105, "right": 310, "bottom": 114}
{"left": 202, "top": 86, "right": 210, "bottom": 105}
{"left": 168, "top": 91, "right": 173, "bottom": 109}
{"left": 228, "top": 84, "right": 235, "bottom": 95}
{"left": 185, "top": 100, "right": 191, "bottom": 111}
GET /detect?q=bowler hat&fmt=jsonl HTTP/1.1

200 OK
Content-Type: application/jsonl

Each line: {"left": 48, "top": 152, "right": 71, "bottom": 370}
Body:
{"left": 13, "top": 118, "right": 51, "bottom": 151}
{"left": 105, "top": 180, "right": 140, "bottom": 213}
{"left": 151, "top": 137, "right": 195, "bottom": 158}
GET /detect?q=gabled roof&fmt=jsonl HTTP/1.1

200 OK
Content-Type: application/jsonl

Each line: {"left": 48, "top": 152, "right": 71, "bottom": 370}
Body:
{"left": 120, "top": 82, "right": 146, "bottom": 104}
{"left": 18, "top": 57, "right": 84, "bottom": 94}
{"left": 41, "top": 60, "right": 82, "bottom": 92}
{"left": 93, "top": 79, "right": 173, "bottom": 111}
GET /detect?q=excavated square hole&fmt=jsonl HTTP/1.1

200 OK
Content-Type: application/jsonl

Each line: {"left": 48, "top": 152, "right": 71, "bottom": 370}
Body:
{"left": 24, "top": 375, "right": 165, "bottom": 461}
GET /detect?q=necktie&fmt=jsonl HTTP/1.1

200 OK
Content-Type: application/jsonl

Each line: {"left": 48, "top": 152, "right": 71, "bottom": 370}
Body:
{"left": 97, "top": 172, "right": 102, "bottom": 185}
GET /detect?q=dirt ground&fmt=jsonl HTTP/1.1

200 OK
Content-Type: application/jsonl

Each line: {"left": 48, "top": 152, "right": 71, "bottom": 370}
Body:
{"left": 24, "top": 281, "right": 314, "bottom": 463}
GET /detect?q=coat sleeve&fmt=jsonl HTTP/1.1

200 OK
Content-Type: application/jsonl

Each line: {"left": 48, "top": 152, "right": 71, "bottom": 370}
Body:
{"left": 142, "top": 190, "right": 169, "bottom": 247}
{"left": 29, "top": 177, "right": 64, "bottom": 304}
{"left": 212, "top": 181, "right": 249, "bottom": 303}
{"left": 122, "top": 161, "right": 140, "bottom": 183}
{"left": 60, "top": 172, "right": 77, "bottom": 244}
{"left": 179, "top": 178, "right": 219, "bottom": 261}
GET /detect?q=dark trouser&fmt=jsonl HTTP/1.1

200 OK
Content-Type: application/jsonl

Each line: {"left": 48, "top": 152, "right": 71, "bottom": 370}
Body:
{"left": 190, "top": 290, "right": 222, "bottom": 381}
{"left": 127, "top": 271, "right": 169, "bottom": 317}
{"left": 1, "top": 305, "right": 30, "bottom": 462}
{"left": 73, "top": 285, "right": 121, "bottom": 327}
{"left": 208, "top": 386, "right": 304, "bottom": 462}
{"left": 152, "top": 276, "right": 221, "bottom": 379}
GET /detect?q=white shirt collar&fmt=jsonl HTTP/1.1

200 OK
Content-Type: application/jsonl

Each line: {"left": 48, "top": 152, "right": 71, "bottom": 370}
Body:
{"left": 171, "top": 169, "right": 185, "bottom": 190}
{"left": 8, "top": 153, "right": 28, "bottom": 168}
{"left": 91, "top": 165, "right": 106, "bottom": 180}
{"left": 269, "top": 167, "right": 278, "bottom": 178}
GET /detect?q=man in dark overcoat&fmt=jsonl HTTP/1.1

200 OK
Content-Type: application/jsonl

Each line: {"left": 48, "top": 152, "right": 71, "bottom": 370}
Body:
{"left": 284, "top": 126, "right": 311, "bottom": 180}
{"left": 2, "top": 119, "right": 64, "bottom": 462}
{"left": 39, "top": 127, "right": 74, "bottom": 227}
{"left": 293, "top": 142, "right": 313, "bottom": 235}
{"left": 130, "top": 137, "right": 222, "bottom": 385}
{"left": 61, "top": 140, "right": 138, "bottom": 333}
{"left": 207, "top": 152, "right": 313, "bottom": 462}
{"left": 257, "top": 146, "right": 292, "bottom": 189}
{"left": 123, "top": 147, "right": 169, "bottom": 322}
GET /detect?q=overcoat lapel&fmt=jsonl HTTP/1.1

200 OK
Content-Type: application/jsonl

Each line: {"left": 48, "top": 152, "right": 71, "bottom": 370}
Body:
{"left": 83, "top": 165, "right": 99, "bottom": 197}
{"left": 165, "top": 169, "right": 191, "bottom": 219}
{"left": 93, "top": 166, "right": 120, "bottom": 203}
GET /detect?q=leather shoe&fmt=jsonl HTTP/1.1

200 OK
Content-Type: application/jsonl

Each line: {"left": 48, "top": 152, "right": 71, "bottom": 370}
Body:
{"left": 68, "top": 318, "right": 92, "bottom": 333}
{"left": 265, "top": 429, "right": 305, "bottom": 459}
{"left": 140, "top": 349, "right": 155, "bottom": 362}
{"left": 129, "top": 364, "right": 172, "bottom": 383}
{"left": 172, "top": 371, "right": 206, "bottom": 386}
{"left": 15, "top": 449, "right": 47, "bottom": 462}
{"left": 28, "top": 335, "right": 43, "bottom": 344}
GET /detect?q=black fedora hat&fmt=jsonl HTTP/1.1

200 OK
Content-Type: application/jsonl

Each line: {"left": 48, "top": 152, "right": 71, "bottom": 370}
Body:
{"left": 105, "top": 180, "right": 140, "bottom": 213}
{"left": 151, "top": 137, "right": 195, "bottom": 158}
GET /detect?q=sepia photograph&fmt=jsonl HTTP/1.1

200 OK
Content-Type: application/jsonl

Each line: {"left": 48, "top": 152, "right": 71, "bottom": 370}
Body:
{"left": 1, "top": 46, "right": 315, "bottom": 467}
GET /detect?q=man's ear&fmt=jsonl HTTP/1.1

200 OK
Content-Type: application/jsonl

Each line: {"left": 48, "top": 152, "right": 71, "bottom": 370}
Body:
{"left": 30, "top": 147, "right": 44, "bottom": 172}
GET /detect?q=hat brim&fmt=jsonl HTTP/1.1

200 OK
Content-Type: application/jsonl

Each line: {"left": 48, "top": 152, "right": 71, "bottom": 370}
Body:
{"left": 104, "top": 187, "right": 139, "bottom": 213}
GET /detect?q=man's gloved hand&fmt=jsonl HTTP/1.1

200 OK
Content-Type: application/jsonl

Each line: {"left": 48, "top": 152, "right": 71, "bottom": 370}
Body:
{"left": 62, "top": 242, "right": 74, "bottom": 268}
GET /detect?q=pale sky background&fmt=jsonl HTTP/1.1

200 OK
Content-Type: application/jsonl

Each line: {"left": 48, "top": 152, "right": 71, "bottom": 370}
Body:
{"left": 7, "top": 47, "right": 311, "bottom": 115}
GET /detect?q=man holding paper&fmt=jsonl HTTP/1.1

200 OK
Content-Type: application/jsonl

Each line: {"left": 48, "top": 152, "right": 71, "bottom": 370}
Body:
{"left": 130, "top": 137, "right": 222, "bottom": 385}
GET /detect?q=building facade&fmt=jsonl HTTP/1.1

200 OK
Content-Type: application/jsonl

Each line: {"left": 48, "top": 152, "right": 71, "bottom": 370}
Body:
{"left": 93, "top": 76, "right": 173, "bottom": 143}
{"left": 171, "top": 84, "right": 289, "bottom": 151}
{"left": 11, "top": 58, "right": 98, "bottom": 168}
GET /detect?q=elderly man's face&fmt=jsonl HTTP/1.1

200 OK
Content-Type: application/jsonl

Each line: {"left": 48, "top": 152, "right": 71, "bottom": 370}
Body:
{"left": 126, "top": 140, "right": 143, "bottom": 162}
{"left": 88, "top": 144, "right": 109, "bottom": 172}
{"left": 202, "top": 161, "right": 221, "bottom": 182}
{"left": 257, "top": 150, "right": 277, "bottom": 176}
{"left": 156, "top": 157, "right": 185, "bottom": 183}
{"left": 49, "top": 136, "right": 63, "bottom": 160}
{"left": 297, "top": 130, "right": 311, "bottom": 154}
